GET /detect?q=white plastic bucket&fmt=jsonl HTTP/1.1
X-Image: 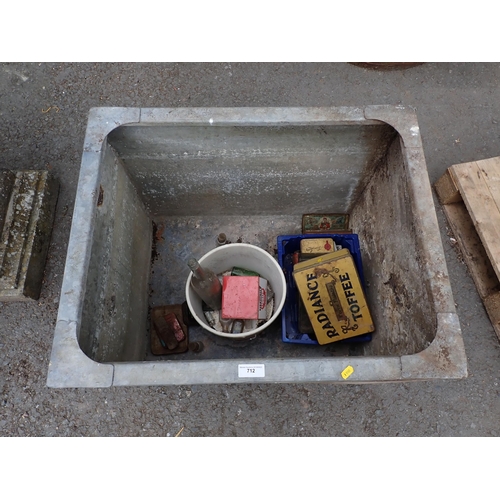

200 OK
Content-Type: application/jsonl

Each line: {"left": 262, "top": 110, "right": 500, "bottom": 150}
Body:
{"left": 185, "top": 243, "right": 287, "bottom": 339}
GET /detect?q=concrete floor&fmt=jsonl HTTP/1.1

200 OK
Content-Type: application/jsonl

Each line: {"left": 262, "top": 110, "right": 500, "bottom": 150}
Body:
{"left": 1, "top": 62, "right": 499, "bottom": 436}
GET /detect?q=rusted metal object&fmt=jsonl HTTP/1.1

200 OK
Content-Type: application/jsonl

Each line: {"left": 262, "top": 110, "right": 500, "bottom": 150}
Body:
{"left": 188, "top": 341, "right": 204, "bottom": 353}
{"left": 216, "top": 232, "right": 228, "bottom": 246}
{"left": 97, "top": 185, "right": 104, "bottom": 206}
{"left": 154, "top": 315, "right": 179, "bottom": 350}
{"left": 165, "top": 313, "right": 186, "bottom": 342}
{"left": 151, "top": 305, "right": 188, "bottom": 355}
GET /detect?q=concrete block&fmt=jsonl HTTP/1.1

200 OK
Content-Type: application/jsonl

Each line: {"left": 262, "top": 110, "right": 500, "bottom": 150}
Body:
{"left": 0, "top": 170, "right": 59, "bottom": 301}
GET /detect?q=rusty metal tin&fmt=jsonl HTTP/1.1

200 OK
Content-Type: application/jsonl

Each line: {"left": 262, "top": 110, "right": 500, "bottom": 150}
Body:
{"left": 151, "top": 305, "right": 189, "bottom": 355}
{"left": 293, "top": 249, "right": 374, "bottom": 344}
{"left": 302, "top": 213, "right": 350, "bottom": 234}
{"left": 300, "top": 238, "right": 335, "bottom": 254}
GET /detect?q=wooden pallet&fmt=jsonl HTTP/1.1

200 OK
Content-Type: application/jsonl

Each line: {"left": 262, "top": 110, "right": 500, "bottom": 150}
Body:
{"left": 435, "top": 157, "right": 500, "bottom": 340}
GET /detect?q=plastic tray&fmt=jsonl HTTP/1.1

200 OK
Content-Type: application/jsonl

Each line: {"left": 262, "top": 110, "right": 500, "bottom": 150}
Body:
{"left": 277, "top": 233, "right": 373, "bottom": 345}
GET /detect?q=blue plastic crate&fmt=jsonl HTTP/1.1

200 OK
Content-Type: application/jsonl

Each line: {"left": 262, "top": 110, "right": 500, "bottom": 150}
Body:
{"left": 277, "top": 233, "right": 373, "bottom": 345}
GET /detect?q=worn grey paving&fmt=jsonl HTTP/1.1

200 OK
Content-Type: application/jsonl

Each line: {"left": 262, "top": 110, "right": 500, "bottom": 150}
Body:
{"left": 1, "top": 62, "right": 500, "bottom": 436}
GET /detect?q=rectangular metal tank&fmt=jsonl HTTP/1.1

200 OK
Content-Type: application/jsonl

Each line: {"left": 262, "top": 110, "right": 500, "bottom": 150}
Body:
{"left": 47, "top": 106, "right": 467, "bottom": 387}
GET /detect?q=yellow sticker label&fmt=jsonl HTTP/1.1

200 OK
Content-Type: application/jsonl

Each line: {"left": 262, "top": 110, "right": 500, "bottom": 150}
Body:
{"left": 341, "top": 365, "right": 354, "bottom": 380}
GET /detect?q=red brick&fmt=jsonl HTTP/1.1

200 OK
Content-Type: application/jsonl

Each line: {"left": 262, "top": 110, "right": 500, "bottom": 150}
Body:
{"left": 221, "top": 276, "right": 259, "bottom": 319}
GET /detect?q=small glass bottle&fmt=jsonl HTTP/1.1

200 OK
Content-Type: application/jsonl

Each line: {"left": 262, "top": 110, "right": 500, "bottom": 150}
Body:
{"left": 187, "top": 257, "right": 222, "bottom": 311}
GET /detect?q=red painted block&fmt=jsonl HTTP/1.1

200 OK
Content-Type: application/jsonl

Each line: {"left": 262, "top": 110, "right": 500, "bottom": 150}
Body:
{"left": 222, "top": 276, "right": 258, "bottom": 319}
{"left": 222, "top": 276, "right": 267, "bottom": 320}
